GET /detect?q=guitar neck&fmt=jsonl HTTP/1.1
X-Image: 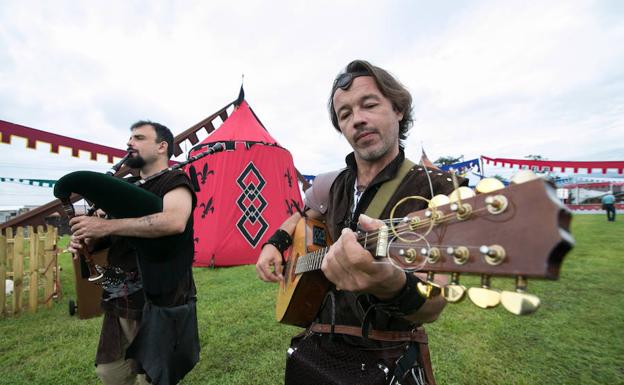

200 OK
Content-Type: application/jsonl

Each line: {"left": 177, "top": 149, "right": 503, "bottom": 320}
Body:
{"left": 294, "top": 247, "right": 329, "bottom": 274}
{"left": 294, "top": 234, "right": 376, "bottom": 274}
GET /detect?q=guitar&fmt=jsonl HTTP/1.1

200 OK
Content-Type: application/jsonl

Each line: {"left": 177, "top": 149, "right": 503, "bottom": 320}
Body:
{"left": 275, "top": 176, "right": 574, "bottom": 327}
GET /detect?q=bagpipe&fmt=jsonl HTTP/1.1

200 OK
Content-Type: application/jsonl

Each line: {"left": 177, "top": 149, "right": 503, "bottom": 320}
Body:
{"left": 53, "top": 143, "right": 225, "bottom": 283}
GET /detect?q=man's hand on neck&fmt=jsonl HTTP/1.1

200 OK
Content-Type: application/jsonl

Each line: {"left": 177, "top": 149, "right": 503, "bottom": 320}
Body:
{"left": 321, "top": 214, "right": 407, "bottom": 300}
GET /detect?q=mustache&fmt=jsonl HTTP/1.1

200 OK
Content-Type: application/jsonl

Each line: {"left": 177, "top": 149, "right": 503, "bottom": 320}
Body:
{"left": 354, "top": 128, "right": 378, "bottom": 141}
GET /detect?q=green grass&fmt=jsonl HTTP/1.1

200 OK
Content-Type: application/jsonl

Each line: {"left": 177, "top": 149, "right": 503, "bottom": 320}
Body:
{"left": 0, "top": 215, "right": 622, "bottom": 384}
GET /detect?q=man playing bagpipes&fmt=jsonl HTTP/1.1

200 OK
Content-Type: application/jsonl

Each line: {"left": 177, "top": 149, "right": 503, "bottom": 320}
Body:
{"left": 66, "top": 121, "right": 199, "bottom": 385}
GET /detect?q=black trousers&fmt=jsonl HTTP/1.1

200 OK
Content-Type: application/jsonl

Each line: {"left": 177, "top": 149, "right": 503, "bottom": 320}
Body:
{"left": 605, "top": 204, "right": 616, "bottom": 221}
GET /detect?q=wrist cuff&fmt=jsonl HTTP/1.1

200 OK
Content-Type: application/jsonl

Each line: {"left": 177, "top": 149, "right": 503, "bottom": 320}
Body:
{"left": 377, "top": 272, "right": 427, "bottom": 315}
{"left": 262, "top": 229, "right": 293, "bottom": 255}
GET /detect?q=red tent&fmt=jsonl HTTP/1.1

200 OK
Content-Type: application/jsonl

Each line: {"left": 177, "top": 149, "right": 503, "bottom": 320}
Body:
{"left": 189, "top": 100, "right": 302, "bottom": 267}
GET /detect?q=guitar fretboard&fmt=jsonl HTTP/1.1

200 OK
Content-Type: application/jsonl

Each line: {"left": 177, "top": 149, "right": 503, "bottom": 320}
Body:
{"left": 293, "top": 232, "right": 373, "bottom": 275}
{"left": 294, "top": 247, "right": 330, "bottom": 274}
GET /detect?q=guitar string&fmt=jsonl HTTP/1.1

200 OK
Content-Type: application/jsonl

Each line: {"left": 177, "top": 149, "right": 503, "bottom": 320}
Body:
{"left": 354, "top": 192, "right": 491, "bottom": 243}
{"left": 296, "top": 241, "right": 492, "bottom": 273}
{"left": 298, "top": 163, "right": 462, "bottom": 270}
{"left": 297, "top": 205, "right": 494, "bottom": 271}
{"left": 298, "top": 239, "right": 491, "bottom": 263}
{"left": 298, "top": 159, "right": 488, "bottom": 272}
{"left": 345, "top": 158, "right": 439, "bottom": 245}
{"left": 355, "top": 205, "right": 492, "bottom": 245}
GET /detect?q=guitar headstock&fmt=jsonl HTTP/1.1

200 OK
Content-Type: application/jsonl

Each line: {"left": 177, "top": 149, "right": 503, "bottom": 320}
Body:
{"left": 378, "top": 174, "right": 574, "bottom": 315}
{"left": 387, "top": 177, "right": 573, "bottom": 278}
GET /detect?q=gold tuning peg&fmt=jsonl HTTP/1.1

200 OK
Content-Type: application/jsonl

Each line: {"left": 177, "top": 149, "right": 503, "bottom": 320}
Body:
{"left": 448, "top": 187, "right": 476, "bottom": 220}
{"left": 428, "top": 194, "right": 450, "bottom": 208}
{"left": 442, "top": 273, "right": 466, "bottom": 303}
{"left": 448, "top": 187, "right": 476, "bottom": 203}
{"left": 475, "top": 178, "right": 505, "bottom": 194}
{"left": 510, "top": 170, "right": 539, "bottom": 184}
{"left": 484, "top": 195, "right": 509, "bottom": 215}
{"left": 501, "top": 276, "right": 541, "bottom": 315}
{"left": 417, "top": 272, "right": 442, "bottom": 299}
{"left": 467, "top": 275, "right": 501, "bottom": 309}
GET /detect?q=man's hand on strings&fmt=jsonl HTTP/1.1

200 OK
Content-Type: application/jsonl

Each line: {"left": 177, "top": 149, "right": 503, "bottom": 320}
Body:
{"left": 256, "top": 244, "right": 285, "bottom": 282}
{"left": 322, "top": 214, "right": 406, "bottom": 300}
{"left": 256, "top": 212, "right": 310, "bottom": 283}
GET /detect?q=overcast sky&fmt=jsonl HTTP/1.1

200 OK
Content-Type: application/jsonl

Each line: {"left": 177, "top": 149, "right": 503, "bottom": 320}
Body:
{"left": 1, "top": 0, "right": 623, "bottom": 207}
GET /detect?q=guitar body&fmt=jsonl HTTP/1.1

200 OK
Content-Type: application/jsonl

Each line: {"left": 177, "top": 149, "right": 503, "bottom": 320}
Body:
{"left": 276, "top": 217, "right": 333, "bottom": 327}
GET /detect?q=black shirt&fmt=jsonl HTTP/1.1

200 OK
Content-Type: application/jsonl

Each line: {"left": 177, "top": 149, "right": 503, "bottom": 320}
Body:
{"left": 129, "top": 170, "right": 197, "bottom": 300}
{"left": 96, "top": 169, "right": 197, "bottom": 364}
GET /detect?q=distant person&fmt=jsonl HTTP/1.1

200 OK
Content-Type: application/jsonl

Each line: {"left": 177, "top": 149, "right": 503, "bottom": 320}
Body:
{"left": 601, "top": 191, "right": 616, "bottom": 221}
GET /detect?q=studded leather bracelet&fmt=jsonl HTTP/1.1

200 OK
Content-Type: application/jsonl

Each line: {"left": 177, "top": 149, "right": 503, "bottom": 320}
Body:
{"left": 262, "top": 229, "right": 293, "bottom": 255}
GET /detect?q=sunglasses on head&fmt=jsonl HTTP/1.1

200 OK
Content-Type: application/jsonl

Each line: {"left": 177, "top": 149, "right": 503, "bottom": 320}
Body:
{"left": 331, "top": 70, "right": 370, "bottom": 96}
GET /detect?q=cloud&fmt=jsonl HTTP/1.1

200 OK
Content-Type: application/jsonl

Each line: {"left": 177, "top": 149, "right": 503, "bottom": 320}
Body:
{"left": 0, "top": 0, "right": 623, "bottom": 207}
{"left": 395, "top": 0, "right": 624, "bottom": 160}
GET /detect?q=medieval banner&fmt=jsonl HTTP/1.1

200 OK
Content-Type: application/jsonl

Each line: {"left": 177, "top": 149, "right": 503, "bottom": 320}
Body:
{"left": 481, "top": 155, "right": 624, "bottom": 174}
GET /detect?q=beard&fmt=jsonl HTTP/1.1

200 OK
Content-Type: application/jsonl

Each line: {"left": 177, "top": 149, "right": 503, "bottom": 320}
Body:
{"left": 352, "top": 131, "right": 394, "bottom": 162}
{"left": 125, "top": 153, "right": 146, "bottom": 169}
{"left": 357, "top": 142, "right": 390, "bottom": 161}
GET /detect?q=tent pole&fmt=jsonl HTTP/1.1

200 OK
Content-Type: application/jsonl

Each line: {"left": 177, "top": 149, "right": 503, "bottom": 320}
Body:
{"left": 480, "top": 156, "right": 485, "bottom": 179}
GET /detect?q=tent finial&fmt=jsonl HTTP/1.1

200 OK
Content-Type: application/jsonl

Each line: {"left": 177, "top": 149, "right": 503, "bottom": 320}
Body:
{"left": 235, "top": 75, "right": 245, "bottom": 108}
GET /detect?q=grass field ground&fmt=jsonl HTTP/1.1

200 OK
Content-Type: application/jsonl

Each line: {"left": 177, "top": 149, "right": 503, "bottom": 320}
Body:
{"left": 0, "top": 214, "right": 622, "bottom": 384}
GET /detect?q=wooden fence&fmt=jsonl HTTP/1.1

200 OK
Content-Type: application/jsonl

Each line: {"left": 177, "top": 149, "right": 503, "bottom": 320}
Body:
{"left": 0, "top": 225, "right": 60, "bottom": 317}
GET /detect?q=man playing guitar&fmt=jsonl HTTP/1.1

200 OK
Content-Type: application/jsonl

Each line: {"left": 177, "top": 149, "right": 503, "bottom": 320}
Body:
{"left": 257, "top": 60, "right": 463, "bottom": 385}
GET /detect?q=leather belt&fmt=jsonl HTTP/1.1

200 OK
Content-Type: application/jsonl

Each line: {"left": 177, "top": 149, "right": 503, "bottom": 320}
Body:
{"left": 309, "top": 323, "right": 428, "bottom": 344}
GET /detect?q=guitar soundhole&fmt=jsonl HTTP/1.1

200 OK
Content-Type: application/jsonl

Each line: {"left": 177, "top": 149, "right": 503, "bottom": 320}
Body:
{"left": 312, "top": 226, "right": 326, "bottom": 246}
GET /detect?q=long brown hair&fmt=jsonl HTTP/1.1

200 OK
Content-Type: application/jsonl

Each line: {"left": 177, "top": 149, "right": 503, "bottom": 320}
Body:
{"left": 328, "top": 60, "right": 413, "bottom": 147}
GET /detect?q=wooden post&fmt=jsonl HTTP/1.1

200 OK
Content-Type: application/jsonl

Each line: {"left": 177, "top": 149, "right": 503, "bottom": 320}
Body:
{"left": 52, "top": 226, "right": 60, "bottom": 301}
{"left": 43, "top": 225, "right": 55, "bottom": 308}
{"left": 6, "top": 227, "right": 13, "bottom": 269}
{"left": 36, "top": 225, "right": 45, "bottom": 310}
{"left": 0, "top": 231, "right": 6, "bottom": 316}
{"left": 36, "top": 226, "right": 45, "bottom": 269}
{"left": 28, "top": 226, "right": 39, "bottom": 313}
{"left": 12, "top": 227, "right": 25, "bottom": 315}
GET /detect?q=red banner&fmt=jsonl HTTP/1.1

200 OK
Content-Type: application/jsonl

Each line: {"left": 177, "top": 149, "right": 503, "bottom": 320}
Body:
{"left": 562, "top": 182, "right": 624, "bottom": 189}
{"left": 0, "top": 120, "right": 126, "bottom": 163}
{"left": 481, "top": 155, "right": 624, "bottom": 174}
